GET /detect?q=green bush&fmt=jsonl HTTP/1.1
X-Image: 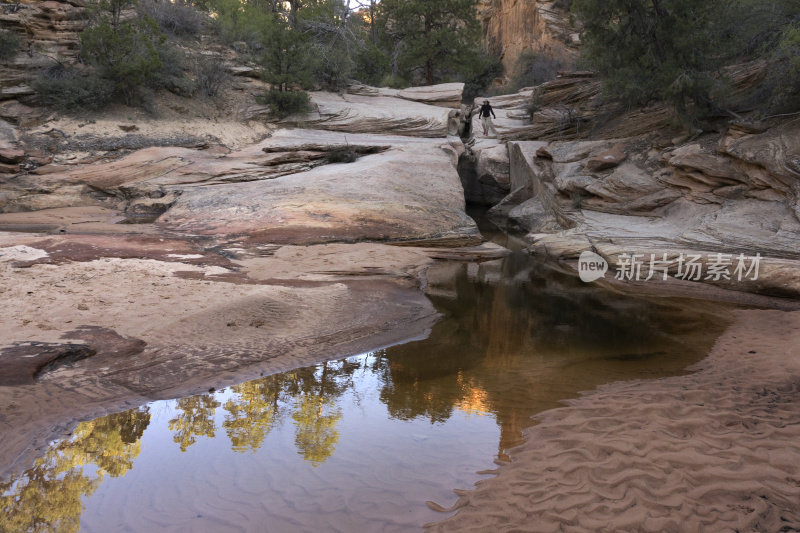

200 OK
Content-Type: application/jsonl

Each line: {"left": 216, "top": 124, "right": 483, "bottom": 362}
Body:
{"left": 762, "top": 24, "right": 800, "bottom": 113}
{"left": 32, "top": 66, "right": 116, "bottom": 110}
{"left": 462, "top": 55, "right": 503, "bottom": 103}
{"left": 0, "top": 30, "right": 22, "bottom": 62}
{"left": 151, "top": 43, "right": 195, "bottom": 96}
{"left": 313, "top": 46, "right": 353, "bottom": 92}
{"left": 257, "top": 89, "right": 311, "bottom": 119}
{"left": 80, "top": 16, "right": 165, "bottom": 104}
{"left": 573, "top": 0, "right": 722, "bottom": 124}
{"left": 352, "top": 44, "right": 391, "bottom": 87}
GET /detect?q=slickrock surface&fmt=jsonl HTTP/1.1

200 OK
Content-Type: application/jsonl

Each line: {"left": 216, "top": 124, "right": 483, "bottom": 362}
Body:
{"left": 158, "top": 130, "right": 479, "bottom": 245}
{"left": 1, "top": 127, "right": 480, "bottom": 246}
{"left": 304, "top": 91, "right": 454, "bottom": 137}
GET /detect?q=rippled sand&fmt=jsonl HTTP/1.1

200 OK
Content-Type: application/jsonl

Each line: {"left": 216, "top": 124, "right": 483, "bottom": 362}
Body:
{"left": 428, "top": 308, "right": 800, "bottom": 532}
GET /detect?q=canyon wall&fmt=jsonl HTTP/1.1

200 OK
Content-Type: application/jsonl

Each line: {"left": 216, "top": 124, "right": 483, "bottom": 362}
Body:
{"left": 0, "top": 1, "right": 87, "bottom": 103}
{"left": 477, "top": 0, "right": 579, "bottom": 75}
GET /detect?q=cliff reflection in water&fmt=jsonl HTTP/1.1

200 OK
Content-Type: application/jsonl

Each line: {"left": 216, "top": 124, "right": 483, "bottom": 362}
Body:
{"left": 0, "top": 253, "right": 730, "bottom": 531}
{"left": 376, "top": 252, "right": 729, "bottom": 458}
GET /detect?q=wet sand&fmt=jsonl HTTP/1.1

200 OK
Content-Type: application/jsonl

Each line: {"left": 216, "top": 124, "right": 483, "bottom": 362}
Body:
{"left": 428, "top": 308, "right": 800, "bottom": 532}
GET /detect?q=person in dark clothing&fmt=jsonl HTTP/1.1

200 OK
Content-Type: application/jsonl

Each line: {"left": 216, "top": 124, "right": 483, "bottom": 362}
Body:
{"left": 476, "top": 100, "right": 496, "bottom": 136}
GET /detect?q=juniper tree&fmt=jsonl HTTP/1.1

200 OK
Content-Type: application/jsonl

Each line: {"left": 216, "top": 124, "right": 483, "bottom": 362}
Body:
{"left": 378, "top": 0, "right": 482, "bottom": 85}
{"left": 573, "top": 0, "right": 727, "bottom": 124}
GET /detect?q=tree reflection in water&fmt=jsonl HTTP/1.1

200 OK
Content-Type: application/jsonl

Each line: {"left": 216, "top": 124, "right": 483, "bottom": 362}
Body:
{"left": 169, "top": 394, "right": 221, "bottom": 452}
{"left": 166, "top": 359, "right": 360, "bottom": 465}
{"left": 0, "top": 408, "right": 150, "bottom": 533}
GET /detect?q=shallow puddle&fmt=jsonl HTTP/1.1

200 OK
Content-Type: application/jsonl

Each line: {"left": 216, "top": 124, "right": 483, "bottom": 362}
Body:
{"left": 0, "top": 252, "right": 731, "bottom": 532}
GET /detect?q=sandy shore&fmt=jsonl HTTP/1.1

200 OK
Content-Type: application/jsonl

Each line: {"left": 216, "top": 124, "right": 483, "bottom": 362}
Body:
{"left": 427, "top": 307, "right": 800, "bottom": 532}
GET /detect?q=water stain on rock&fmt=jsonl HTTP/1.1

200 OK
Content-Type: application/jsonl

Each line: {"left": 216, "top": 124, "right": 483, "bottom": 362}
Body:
{"left": 0, "top": 326, "right": 146, "bottom": 385}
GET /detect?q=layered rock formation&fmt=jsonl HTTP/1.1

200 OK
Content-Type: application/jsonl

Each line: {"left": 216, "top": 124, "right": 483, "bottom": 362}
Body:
{"left": 0, "top": 85, "right": 480, "bottom": 246}
{"left": 303, "top": 89, "right": 457, "bottom": 137}
{"left": 0, "top": 0, "right": 87, "bottom": 103}
{"left": 485, "top": 119, "right": 800, "bottom": 297}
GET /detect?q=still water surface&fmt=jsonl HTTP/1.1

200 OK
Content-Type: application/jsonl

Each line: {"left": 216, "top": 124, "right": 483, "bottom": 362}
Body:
{"left": 1, "top": 253, "right": 730, "bottom": 532}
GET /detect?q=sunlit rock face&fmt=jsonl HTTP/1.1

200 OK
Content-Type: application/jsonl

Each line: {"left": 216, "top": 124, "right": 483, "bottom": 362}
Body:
{"left": 477, "top": 0, "right": 578, "bottom": 73}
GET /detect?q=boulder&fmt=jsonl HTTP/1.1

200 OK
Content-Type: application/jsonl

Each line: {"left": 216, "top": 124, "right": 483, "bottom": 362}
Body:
{"left": 508, "top": 197, "right": 563, "bottom": 233}
{"left": 0, "top": 148, "right": 25, "bottom": 164}
{"left": 397, "top": 83, "right": 465, "bottom": 108}
{"left": 585, "top": 144, "right": 627, "bottom": 171}
{"left": 303, "top": 91, "right": 452, "bottom": 138}
{"left": 461, "top": 143, "right": 511, "bottom": 206}
{"left": 157, "top": 130, "right": 480, "bottom": 246}
{"left": 0, "top": 101, "right": 43, "bottom": 127}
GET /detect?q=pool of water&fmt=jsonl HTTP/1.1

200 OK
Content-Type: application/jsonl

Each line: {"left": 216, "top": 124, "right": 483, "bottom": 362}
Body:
{"left": 0, "top": 251, "right": 731, "bottom": 532}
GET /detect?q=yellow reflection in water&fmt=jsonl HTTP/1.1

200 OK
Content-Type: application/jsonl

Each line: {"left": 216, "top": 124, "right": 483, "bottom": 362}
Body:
{"left": 168, "top": 394, "right": 221, "bottom": 452}
{"left": 455, "top": 373, "right": 492, "bottom": 417}
{"left": 0, "top": 408, "right": 150, "bottom": 533}
{"left": 224, "top": 375, "right": 283, "bottom": 453}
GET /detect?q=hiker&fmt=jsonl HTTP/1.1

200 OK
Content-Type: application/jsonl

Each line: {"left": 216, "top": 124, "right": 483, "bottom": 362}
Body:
{"left": 476, "top": 100, "right": 496, "bottom": 136}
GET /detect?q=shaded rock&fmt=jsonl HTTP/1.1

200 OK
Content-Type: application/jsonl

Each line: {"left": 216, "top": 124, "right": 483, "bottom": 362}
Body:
{"left": 508, "top": 197, "right": 563, "bottom": 233}
{"left": 0, "top": 325, "right": 146, "bottom": 386}
{"left": 720, "top": 120, "right": 800, "bottom": 193}
{"left": 303, "top": 91, "right": 452, "bottom": 138}
{"left": 476, "top": 143, "right": 510, "bottom": 189}
{"left": 0, "top": 101, "right": 43, "bottom": 127}
{"left": 0, "top": 148, "right": 25, "bottom": 164}
{"left": 0, "top": 162, "right": 19, "bottom": 174}
{"left": 228, "top": 66, "right": 260, "bottom": 78}
{"left": 484, "top": 126, "right": 800, "bottom": 297}
{"left": 397, "top": 83, "right": 464, "bottom": 108}
{"left": 125, "top": 192, "right": 180, "bottom": 221}
{"left": 421, "top": 242, "right": 511, "bottom": 262}
{"left": 0, "top": 342, "right": 95, "bottom": 386}
{"left": 0, "top": 119, "right": 18, "bottom": 150}
{"left": 667, "top": 144, "right": 749, "bottom": 186}
{"left": 460, "top": 143, "right": 510, "bottom": 206}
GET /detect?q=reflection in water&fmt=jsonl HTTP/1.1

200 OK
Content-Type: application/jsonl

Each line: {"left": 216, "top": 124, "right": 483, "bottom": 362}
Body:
{"left": 169, "top": 394, "right": 220, "bottom": 452}
{"left": 0, "top": 408, "right": 150, "bottom": 533}
{"left": 1, "top": 254, "right": 731, "bottom": 531}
